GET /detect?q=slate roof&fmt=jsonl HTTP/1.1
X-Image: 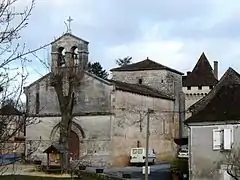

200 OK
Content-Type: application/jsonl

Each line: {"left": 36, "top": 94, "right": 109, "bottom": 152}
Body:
{"left": 110, "top": 58, "right": 183, "bottom": 75}
{"left": 182, "top": 53, "right": 218, "bottom": 87}
{"left": 185, "top": 68, "right": 240, "bottom": 123}
{"left": 110, "top": 80, "right": 175, "bottom": 100}
{"left": 0, "top": 105, "right": 22, "bottom": 116}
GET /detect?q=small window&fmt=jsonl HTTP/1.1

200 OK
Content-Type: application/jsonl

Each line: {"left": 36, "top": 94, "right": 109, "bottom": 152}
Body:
{"left": 138, "top": 149, "right": 143, "bottom": 154}
{"left": 198, "top": 86, "right": 202, "bottom": 90}
{"left": 161, "top": 80, "right": 164, "bottom": 83}
{"left": 187, "top": 86, "right": 191, "bottom": 90}
{"left": 138, "top": 78, "right": 143, "bottom": 84}
{"left": 36, "top": 93, "right": 40, "bottom": 114}
{"left": 132, "top": 149, "right": 137, "bottom": 154}
{"left": 209, "top": 86, "right": 213, "bottom": 90}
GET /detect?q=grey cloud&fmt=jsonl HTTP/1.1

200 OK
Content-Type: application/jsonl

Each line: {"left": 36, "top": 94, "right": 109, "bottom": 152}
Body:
{"left": 13, "top": 0, "right": 240, "bottom": 79}
{"left": 168, "top": 10, "right": 240, "bottom": 40}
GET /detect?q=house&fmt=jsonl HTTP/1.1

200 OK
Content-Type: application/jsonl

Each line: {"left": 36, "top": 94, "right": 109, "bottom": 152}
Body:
{"left": 24, "top": 32, "right": 185, "bottom": 167}
{"left": 185, "top": 67, "right": 240, "bottom": 180}
{"left": 0, "top": 104, "right": 25, "bottom": 158}
{"left": 182, "top": 52, "right": 218, "bottom": 137}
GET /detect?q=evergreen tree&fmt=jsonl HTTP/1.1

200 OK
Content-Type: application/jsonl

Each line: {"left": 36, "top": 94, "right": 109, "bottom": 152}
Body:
{"left": 88, "top": 62, "right": 109, "bottom": 79}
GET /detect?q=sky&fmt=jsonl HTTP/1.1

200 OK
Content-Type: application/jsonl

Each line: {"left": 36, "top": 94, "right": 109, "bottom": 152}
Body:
{"left": 14, "top": 0, "right": 240, "bottom": 85}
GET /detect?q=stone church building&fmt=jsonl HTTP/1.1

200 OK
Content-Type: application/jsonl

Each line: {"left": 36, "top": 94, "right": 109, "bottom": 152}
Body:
{"left": 24, "top": 33, "right": 185, "bottom": 167}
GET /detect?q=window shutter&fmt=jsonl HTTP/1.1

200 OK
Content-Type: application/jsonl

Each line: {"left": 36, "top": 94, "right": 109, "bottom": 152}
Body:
{"left": 224, "top": 129, "right": 232, "bottom": 150}
{"left": 213, "top": 129, "right": 222, "bottom": 150}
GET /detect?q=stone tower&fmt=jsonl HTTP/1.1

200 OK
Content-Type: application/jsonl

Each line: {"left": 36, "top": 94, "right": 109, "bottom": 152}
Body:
{"left": 51, "top": 33, "right": 89, "bottom": 75}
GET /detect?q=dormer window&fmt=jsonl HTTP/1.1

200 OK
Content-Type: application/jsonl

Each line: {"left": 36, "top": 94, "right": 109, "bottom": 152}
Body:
{"left": 138, "top": 78, "right": 143, "bottom": 84}
{"left": 187, "top": 86, "right": 191, "bottom": 90}
{"left": 198, "top": 86, "right": 202, "bottom": 90}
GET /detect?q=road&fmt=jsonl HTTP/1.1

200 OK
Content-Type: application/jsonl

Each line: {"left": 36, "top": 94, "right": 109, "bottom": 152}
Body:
{"left": 87, "top": 163, "right": 172, "bottom": 180}
{"left": 2, "top": 162, "right": 172, "bottom": 179}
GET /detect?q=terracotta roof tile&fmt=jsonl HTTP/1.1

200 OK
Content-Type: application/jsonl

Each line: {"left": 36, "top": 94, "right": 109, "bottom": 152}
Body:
{"left": 110, "top": 58, "right": 183, "bottom": 75}
{"left": 185, "top": 68, "right": 240, "bottom": 123}
{"left": 182, "top": 53, "right": 218, "bottom": 87}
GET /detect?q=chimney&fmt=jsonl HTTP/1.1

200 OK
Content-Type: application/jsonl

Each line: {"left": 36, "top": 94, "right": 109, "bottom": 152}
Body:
{"left": 187, "top": 71, "right": 191, "bottom": 76}
{"left": 214, "top": 61, "right": 218, "bottom": 80}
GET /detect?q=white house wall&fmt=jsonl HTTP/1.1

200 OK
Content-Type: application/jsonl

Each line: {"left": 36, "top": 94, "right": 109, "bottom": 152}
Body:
{"left": 189, "top": 123, "right": 240, "bottom": 180}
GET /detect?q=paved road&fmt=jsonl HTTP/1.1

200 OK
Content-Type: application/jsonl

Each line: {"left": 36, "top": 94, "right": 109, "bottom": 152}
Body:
{"left": 87, "top": 163, "right": 172, "bottom": 180}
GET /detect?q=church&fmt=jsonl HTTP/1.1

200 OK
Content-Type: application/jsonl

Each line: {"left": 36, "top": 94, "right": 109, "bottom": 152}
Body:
{"left": 24, "top": 32, "right": 185, "bottom": 167}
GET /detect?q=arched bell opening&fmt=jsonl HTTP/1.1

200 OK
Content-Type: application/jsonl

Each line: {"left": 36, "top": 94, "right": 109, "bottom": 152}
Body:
{"left": 58, "top": 47, "right": 66, "bottom": 67}
{"left": 71, "top": 46, "right": 79, "bottom": 66}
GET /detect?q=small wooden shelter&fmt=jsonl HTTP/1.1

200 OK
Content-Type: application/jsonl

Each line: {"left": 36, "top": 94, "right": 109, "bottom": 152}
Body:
{"left": 43, "top": 144, "right": 65, "bottom": 168}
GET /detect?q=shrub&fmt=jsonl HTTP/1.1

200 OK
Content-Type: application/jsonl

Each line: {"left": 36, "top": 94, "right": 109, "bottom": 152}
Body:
{"left": 171, "top": 157, "right": 188, "bottom": 174}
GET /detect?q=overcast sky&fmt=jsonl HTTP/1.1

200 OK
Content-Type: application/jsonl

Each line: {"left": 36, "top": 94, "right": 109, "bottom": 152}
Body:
{"left": 16, "top": 0, "right": 240, "bottom": 85}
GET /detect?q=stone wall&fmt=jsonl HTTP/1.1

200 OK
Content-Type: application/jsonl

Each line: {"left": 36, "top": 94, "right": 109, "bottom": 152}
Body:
{"left": 25, "top": 72, "right": 113, "bottom": 116}
{"left": 111, "top": 70, "right": 182, "bottom": 96}
{"left": 111, "top": 70, "right": 185, "bottom": 138}
{"left": 183, "top": 86, "right": 211, "bottom": 119}
{"left": 110, "top": 90, "right": 177, "bottom": 166}
{"left": 26, "top": 115, "right": 112, "bottom": 167}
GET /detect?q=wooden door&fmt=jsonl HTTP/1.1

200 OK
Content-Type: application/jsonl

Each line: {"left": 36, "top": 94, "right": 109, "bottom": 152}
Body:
{"left": 69, "top": 130, "right": 79, "bottom": 160}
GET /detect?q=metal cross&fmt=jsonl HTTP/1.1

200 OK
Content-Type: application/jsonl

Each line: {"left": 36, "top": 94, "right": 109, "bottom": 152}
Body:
{"left": 66, "top": 16, "right": 73, "bottom": 33}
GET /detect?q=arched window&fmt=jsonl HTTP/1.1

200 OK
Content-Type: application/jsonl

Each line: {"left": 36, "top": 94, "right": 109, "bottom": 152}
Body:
{"left": 71, "top": 46, "right": 79, "bottom": 66}
{"left": 58, "top": 47, "right": 66, "bottom": 67}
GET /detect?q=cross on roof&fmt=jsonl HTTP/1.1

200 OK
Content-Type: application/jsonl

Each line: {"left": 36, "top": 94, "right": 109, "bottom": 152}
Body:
{"left": 66, "top": 16, "right": 73, "bottom": 33}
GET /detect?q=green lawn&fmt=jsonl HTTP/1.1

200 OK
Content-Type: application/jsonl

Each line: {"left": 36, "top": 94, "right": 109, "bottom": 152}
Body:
{"left": 0, "top": 175, "right": 98, "bottom": 180}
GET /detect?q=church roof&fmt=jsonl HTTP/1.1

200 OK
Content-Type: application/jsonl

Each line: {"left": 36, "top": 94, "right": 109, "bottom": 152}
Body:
{"left": 110, "top": 80, "right": 175, "bottom": 100}
{"left": 0, "top": 105, "right": 22, "bottom": 116}
{"left": 110, "top": 58, "right": 183, "bottom": 75}
{"left": 182, "top": 52, "right": 218, "bottom": 87}
{"left": 24, "top": 71, "right": 174, "bottom": 101}
{"left": 51, "top": 33, "right": 89, "bottom": 45}
{"left": 185, "top": 68, "right": 240, "bottom": 124}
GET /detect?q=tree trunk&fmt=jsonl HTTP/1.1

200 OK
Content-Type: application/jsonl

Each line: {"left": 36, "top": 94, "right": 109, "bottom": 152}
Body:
{"left": 51, "top": 73, "right": 75, "bottom": 172}
{"left": 59, "top": 112, "right": 72, "bottom": 171}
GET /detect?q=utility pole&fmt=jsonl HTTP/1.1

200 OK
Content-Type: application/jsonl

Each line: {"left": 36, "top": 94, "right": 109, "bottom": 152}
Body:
{"left": 145, "top": 108, "right": 154, "bottom": 180}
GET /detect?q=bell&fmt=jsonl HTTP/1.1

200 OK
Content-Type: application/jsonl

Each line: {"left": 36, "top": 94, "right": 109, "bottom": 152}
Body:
{"left": 59, "top": 56, "right": 65, "bottom": 66}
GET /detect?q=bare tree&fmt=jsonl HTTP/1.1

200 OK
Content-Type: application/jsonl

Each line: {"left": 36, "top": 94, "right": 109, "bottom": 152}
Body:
{"left": 225, "top": 148, "right": 240, "bottom": 180}
{"left": 0, "top": 0, "right": 50, "bottom": 175}
{"left": 50, "top": 55, "right": 88, "bottom": 171}
{"left": 115, "top": 102, "right": 175, "bottom": 140}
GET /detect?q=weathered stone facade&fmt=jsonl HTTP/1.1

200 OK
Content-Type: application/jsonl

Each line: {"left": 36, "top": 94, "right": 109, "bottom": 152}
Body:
{"left": 112, "top": 68, "right": 185, "bottom": 139}
{"left": 110, "top": 90, "right": 178, "bottom": 166}
{"left": 25, "top": 33, "right": 184, "bottom": 167}
{"left": 112, "top": 69, "right": 182, "bottom": 97}
{"left": 25, "top": 72, "right": 113, "bottom": 116}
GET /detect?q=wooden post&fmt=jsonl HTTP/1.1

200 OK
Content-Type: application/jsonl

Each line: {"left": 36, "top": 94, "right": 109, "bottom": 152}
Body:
{"left": 47, "top": 153, "right": 49, "bottom": 169}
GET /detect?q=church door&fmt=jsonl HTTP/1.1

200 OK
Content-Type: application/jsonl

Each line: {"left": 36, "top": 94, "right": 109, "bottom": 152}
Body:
{"left": 69, "top": 131, "right": 80, "bottom": 160}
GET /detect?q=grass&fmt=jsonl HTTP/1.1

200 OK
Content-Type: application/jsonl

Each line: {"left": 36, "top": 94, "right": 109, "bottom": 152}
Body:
{"left": 0, "top": 174, "right": 98, "bottom": 180}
